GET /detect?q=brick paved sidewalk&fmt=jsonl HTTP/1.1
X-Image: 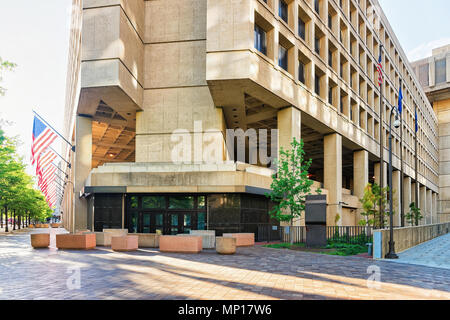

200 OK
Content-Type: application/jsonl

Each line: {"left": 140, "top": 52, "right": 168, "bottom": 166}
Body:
{"left": 0, "top": 229, "right": 449, "bottom": 300}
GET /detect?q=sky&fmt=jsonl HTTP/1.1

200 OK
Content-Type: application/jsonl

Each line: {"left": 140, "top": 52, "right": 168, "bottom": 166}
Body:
{"left": 0, "top": 0, "right": 449, "bottom": 175}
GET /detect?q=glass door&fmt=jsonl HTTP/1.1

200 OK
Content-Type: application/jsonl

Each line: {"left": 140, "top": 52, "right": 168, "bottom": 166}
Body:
{"left": 142, "top": 212, "right": 151, "bottom": 233}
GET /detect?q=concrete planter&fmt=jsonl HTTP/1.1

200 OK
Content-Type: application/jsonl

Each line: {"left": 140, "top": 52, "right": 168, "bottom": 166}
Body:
{"left": 189, "top": 230, "right": 216, "bottom": 249}
{"left": 51, "top": 223, "right": 61, "bottom": 228}
{"left": 134, "top": 233, "right": 160, "bottom": 248}
{"left": 216, "top": 237, "right": 236, "bottom": 255}
{"left": 30, "top": 233, "right": 50, "bottom": 248}
{"left": 223, "top": 233, "right": 255, "bottom": 247}
{"left": 95, "top": 229, "right": 128, "bottom": 246}
{"left": 56, "top": 233, "right": 96, "bottom": 250}
{"left": 159, "top": 235, "right": 202, "bottom": 253}
{"left": 111, "top": 235, "right": 139, "bottom": 252}
{"left": 28, "top": 225, "right": 35, "bottom": 228}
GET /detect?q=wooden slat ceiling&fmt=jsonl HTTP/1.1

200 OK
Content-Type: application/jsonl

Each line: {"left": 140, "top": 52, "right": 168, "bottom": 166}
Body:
{"left": 92, "top": 101, "right": 136, "bottom": 169}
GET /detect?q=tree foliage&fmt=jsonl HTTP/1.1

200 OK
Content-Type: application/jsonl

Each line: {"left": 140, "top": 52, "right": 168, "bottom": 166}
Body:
{"left": 359, "top": 183, "right": 391, "bottom": 228}
{"left": 405, "top": 202, "right": 423, "bottom": 226}
{"left": 0, "top": 57, "right": 17, "bottom": 96}
{"left": 266, "top": 138, "right": 317, "bottom": 224}
{"left": 0, "top": 127, "right": 52, "bottom": 228}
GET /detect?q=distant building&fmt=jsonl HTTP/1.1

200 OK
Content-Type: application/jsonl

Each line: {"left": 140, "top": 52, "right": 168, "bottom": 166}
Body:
{"left": 412, "top": 44, "right": 450, "bottom": 222}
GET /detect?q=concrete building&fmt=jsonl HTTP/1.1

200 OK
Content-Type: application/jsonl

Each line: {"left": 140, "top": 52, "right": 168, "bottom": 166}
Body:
{"left": 60, "top": 0, "right": 440, "bottom": 235}
{"left": 412, "top": 44, "right": 450, "bottom": 224}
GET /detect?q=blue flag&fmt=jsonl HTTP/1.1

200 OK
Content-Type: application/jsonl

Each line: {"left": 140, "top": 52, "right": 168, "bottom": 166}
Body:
{"left": 398, "top": 86, "right": 403, "bottom": 114}
{"left": 415, "top": 110, "right": 418, "bottom": 133}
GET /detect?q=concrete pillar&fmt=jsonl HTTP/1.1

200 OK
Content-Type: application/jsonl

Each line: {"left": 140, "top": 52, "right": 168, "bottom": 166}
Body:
{"left": 403, "top": 176, "right": 411, "bottom": 224}
{"left": 353, "top": 150, "right": 368, "bottom": 224}
{"left": 411, "top": 182, "right": 417, "bottom": 206}
{"left": 374, "top": 162, "right": 387, "bottom": 188}
{"left": 427, "top": 189, "right": 432, "bottom": 225}
{"left": 324, "top": 133, "right": 342, "bottom": 226}
{"left": 392, "top": 170, "right": 401, "bottom": 227}
{"left": 432, "top": 192, "right": 438, "bottom": 223}
{"left": 419, "top": 185, "right": 427, "bottom": 226}
{"left": 277, "top": 107, "right": 301, "bottom": 227}
{"left": 277, "top": 107, "right": 301, "bottom": 154}
{"left": 73, "top": 115, "right": 92, "bottom": 233}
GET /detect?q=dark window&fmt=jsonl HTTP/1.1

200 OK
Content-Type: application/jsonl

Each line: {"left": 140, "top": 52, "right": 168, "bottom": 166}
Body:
{"left": 315, "top": 74, "right": 321, "bottom": 96}
{"left": 419, "top": 64, "right": 429, "bottom": 87}
{"left": 340, "top": 63, "right": 344, "bottom": 78}
{"left": 329, "top": 87, "right": 333, "bottom": 105}
{"left": 142, "top": 196, "right": 165, "bottom": 209}
{"left": 340, "top": 96, "right": 344, "bottom": 113}
{"left": 279, "top": 45, "right": 288, "bottom": 71}
{"left": 328, "top": 50, "right": 333, "bottom": 68}
{"left": 298, "top": 18, "right": 306, "bottom": 40}
{"left": 314, "top": 0, "right": 320, "bottom": 14}
{"left": 254, "top": 24, "right": 267, "bottom": 55}
{"left": 299, "top": 61, "right": 305, "bottom": 84}
{"left": 94, "top": 194, "right": 123, "bottom": 232}
{"left": 315, "top": 37, "right": 320, "bottom": 55}
{"left": 169, "top": 196, "right": 195, "bottom": 209}
{"left": 279, "top": 0, "right": 288, "bottom": 23}
{"left": 328, "top": 15, "right": 332, "bottom": 29}
{"left": 435, "top": 59, "right": 446, "bottom": 84}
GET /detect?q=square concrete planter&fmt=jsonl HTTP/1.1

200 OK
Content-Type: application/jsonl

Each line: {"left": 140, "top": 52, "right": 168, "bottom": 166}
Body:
{"left": 135, "top": 233, "right": 160, "bottom": 248}
{"left": 189, "top": 230, "right": 216, "bottom": 249}
{"left": 111, "top": 235, "right": 138, "bottom": 252}
{"left": 39, "top": 224, "right": 49, "bottom": 228}
{"left": 56, "top": 233, "right": 96, "bottom": 250}
{"left": 216, "top": 237, "right": 236, "bottom": 255}
{"left": 30, "top": 233, "right": 50, "bottom": 248}
{"left": 95, "top": 229, "right": 128, "bottom": 246}
{"left": 159, "top": 235, "right": 202, "bottom": 253}
{"left": 51, "top": 223, "right": 61, "bottom": 228}
{"left": 28, "top": 225, "right": 35, "bottom": 228}
{"left": 223, "top": 233, "right": 255, "bottom": 247}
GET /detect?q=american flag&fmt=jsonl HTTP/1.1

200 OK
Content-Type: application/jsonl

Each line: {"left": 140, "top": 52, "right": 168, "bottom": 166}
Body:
{"left": 36, "top": 149, "right": 57, "bottom": 178}
{"left": 377, "top": 52, "right": 383, "bottom": 87}
{"left": 31, "top": 116, "right": 57, "bottom": 165}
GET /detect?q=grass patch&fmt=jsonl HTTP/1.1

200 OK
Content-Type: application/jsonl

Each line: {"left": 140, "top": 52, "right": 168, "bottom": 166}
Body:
{"left": 262, "top": 241, "right": 368, "bottom": 256}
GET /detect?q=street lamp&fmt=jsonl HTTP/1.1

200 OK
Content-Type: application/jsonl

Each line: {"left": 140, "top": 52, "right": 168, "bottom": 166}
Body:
{"left": 386, "top": 105, "right": 400, "bottom": 259}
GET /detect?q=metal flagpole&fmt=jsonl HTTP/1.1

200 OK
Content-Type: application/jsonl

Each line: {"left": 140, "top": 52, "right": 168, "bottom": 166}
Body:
{"left": 33, "top": 110, "right": 75, "bottom": 152}
{"left": 51, "top": 162, "right": 69, "bottom": 179}
{"left": 49, "top": 146, "right": 71, "bottom": 168}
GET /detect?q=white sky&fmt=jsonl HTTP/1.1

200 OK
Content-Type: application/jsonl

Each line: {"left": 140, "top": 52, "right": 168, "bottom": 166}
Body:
{"left": 0, "top": 0, "right": 449, "bottom": 177}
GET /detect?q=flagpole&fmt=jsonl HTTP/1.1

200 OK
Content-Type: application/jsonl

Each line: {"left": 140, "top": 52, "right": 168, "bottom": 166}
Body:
{"left": 379, "top": 44, "right": 385, "bottom": 228}
{"left": 49, "top": 146, "right": 71, "bottom": 168}
{"left": 51, "top": 162, "right": 69, "bottom": 179}
{"left": 399, "top": 79, "right": 405, "bottom": 227}
{"left": 33, "top": 110, "right": 76, "bottom": 152}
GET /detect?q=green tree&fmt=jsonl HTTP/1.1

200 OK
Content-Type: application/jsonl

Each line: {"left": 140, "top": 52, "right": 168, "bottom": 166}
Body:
{"left": 0, "top": 57, "right": 16, "bottom": 96}
{"left": 359, "top": 183, "right": 391, "bottom": 229}
{"left": 405, "top": 202, "right": 423, "bottom": 226}
{"left": 266, "top": 138, "right": 318, "bottom": 243}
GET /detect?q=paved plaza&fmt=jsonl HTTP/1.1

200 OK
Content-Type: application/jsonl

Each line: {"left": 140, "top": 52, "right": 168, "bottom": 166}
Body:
{"left": 387, "top": 233, "right": 450, "bottom": 270}
{"left": 0, "top": 229, "right": 449, "bottom": 300}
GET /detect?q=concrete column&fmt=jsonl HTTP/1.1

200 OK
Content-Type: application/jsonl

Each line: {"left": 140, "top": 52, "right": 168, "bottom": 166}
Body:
{"left": 432, "top": 192, "right": 438, "bottom": 223}
{"left": 427, "top": 189, "right": 432, "bottom": 225}
{"left": 403, "top": 176, "right": 411, "bottom": 224}
{"left": 277, "top": 107, "right": 301, "bottom": 155}
{"left": 353, "top": 150, "right": 368, "bottom": 224}
{"left": 374, "top": 162, "right": 387, "bottom": 188}
{"left": 419, "top": 185, "right": 427, "bottom": 226}
{"left": 73, "top": 115, "right": 92, "bottom": 233}
{"left": 324, "top": 133, "right": 342, "bottom": 227}
{"left": 392, "top": 170, "right": 401, "bottom": 227}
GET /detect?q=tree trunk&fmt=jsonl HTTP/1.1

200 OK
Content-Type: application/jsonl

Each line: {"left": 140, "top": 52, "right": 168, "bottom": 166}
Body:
{"left": 290, "top": 218, "right": 294, "bottom": 245}
{"left": 18, "top": 215, "right": 21, "bottom": 230}
{"left": 13, "top": 211, "right": 16, "bottom": 231}
{"left": 0, "top": 209, "right": 2, "bottom": 228}
{"left": 4, "top": 207, "right": 8, "bottom": 232}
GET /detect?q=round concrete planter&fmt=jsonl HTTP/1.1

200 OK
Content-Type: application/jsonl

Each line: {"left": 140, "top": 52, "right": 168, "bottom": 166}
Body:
{"left": 216, "top": 237, "right": 236, "bottom": 255}
{"left": 30, "top": 233, "right": 50, "bottom": 248}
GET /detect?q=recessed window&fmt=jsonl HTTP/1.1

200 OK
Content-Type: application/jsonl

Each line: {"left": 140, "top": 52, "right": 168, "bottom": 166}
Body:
{"left": 254, "top": 24, "right": 267, "bottom": 55}
{"left": 279, "top": 45, "right": 288, "bottom": 71}
{"left": 299, "top": 61, "right": 305, "bottom": 84}
{"left": 435, "top": 59, "right": 446, "bottom": 84}
{"left": 298, "top": 17, "right": 306, "bottom": 40}
{"left": 279, "top": 0, "right": 288, "bottom": 23}
{"left": 315, "top": 37, "right": 320, "bottom": 55}
{"left": 329, "top": 87, "right": 333, "bottom": 105}
{"left": 315, "top": 74, "right": 321, "bottom": 96}
{"left": 314, "top": 0, "right": 320, "bottom": 14}
{"left": 328, "top": 15, "right": 332, "bottom": 29}
{"left": 328, "top": 50, "right": 333, "bottom": 68}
